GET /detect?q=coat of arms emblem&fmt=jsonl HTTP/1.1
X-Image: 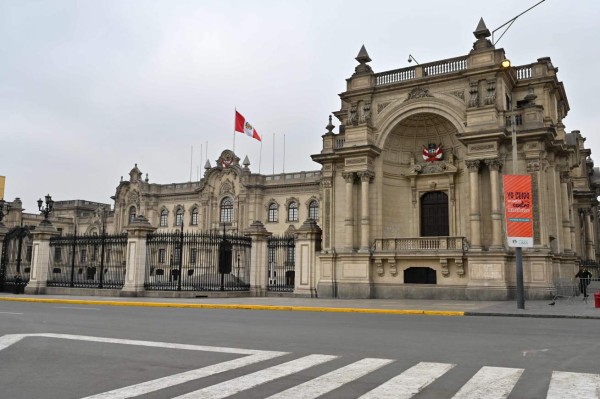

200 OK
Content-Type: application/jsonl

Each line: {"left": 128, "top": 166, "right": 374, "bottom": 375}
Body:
{"left": 422, "top": 143, "right": 443, "bottom": 162}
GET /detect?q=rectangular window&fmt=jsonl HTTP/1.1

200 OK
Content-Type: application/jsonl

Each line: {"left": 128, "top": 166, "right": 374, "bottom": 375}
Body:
{"left": 190, "top": 248, "right": 197, "bottom": 264}
{"left": 80, "top": 249, "right": 87, "bottom": 263}
{"left": 54, "top": 247, "right": 62, "bottom": 262}
{"left": 158, "top": 249, "right": 166, "bottom": 264}
{"left": 192, "top": 211, "right": 199, "bottom": 225}
{"left": 91, "top": 245, "right": 98, "bottom": 261}
{"left": 26, "top": 246, "right": 33, "bottom": 262}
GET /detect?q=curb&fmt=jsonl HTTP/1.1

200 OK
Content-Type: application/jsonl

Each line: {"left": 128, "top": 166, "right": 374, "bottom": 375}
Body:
{"left": 464, "top": 311, "right": 600, "bottom": 320}
{"left": 0, "top": 297, "right": 464, "bottom": 316}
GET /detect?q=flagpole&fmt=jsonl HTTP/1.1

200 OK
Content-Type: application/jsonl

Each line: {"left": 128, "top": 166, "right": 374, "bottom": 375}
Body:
{"left": 233, "top": 107, "right": 236, "bottom": 153}
{"left": 272, "top": 133, "right": 275, "bottom": 175}
{"left": 259, "top": 140, "right": 263, "bottom": 174}
{"left": 189, "top": 145, "right": 193, "bottom": 182}
{"left": 283, "top": 134, "right": 285, "bottom": 174}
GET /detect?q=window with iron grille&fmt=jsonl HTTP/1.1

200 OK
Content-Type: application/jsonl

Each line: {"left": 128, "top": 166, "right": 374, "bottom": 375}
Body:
{"left": 268, "top": 203, "right": 278, "bottom": 222}
{"left": 54, "top": 247, "right": 62, "bottom": 262}
{"left": 191, "top": 208, "right": 199, "bottom": 225}
{"left": 221, "top": 197, "right": 233, "bottom": 223}
{"left": 158, "top": 248, "right": 166, "bottom": 264}
{"left": 308, "top": 200, "right": 319, "bottom": 220}
{"left": 81, "top": 249, "right": 87, "bottom": 263}
{"left": 160, "top": 210, "right": 168, "bottom": 227}
{"left": 176, "top": 208, "right": 184, "bottom": 226}
{"left": 129, "top": 206, "right": 136, "bottom": 223}
{"left": 190, "top": 248, "right": 197, "bottom": 264}
{"left": 287, "top": 202, "right": 298, "bottom": 222}
{"left": 287, "top": 245, "right": 295, "bottom": 265}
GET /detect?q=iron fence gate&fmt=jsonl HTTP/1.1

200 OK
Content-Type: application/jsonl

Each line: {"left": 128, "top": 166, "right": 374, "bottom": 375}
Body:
{"left": 0, "top": 226, "right": 33, "bottom": 292}
{"left": 145, "top": 231, "right": 251, "bottom": 291}
{"left": 267, "top": 235, "right": 295, "bottom": 292}
{"left": 47, "top": 233, "right": 128, "bottom": 289}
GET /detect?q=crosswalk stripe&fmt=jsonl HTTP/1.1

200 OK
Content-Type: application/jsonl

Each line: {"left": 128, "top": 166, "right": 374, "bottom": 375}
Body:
{"left": 0, "top": 334, "right": 27, "bottom": 351}
{"left": 80, "top": 352, "right": 285, "bottom": 399}
{"left": 172, "top": 354, "right": 338, "bottom": 399}
{"left": 547, "top": 371, "right": 600, "bottom": 399}
{"left": 266, "top": 357, "right": 394, "bottom": 399}
{"left": 358, "top": 362, "right": 455, "bottom": 399}
{"left": 451, "top": 366, "right": 523, "bottom": 399}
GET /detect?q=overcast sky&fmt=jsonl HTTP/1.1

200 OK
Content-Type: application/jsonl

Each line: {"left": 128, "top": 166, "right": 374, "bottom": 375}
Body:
{"left": 2, "top": 0, "right": 599, "bottom": 213}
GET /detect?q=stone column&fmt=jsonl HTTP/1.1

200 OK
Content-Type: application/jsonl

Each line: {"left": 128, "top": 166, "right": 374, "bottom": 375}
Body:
{"left": 121, "top": 215, "right": 156, "bottom": 296}
{"left": 485, "top": 159, "right": 503, "bottom": 249}
{"left": 584, "top": 209, "right": 595, "bottom": 260}
{"left": 244, "top": 220, "right": 271, "bottom": 296}
{"left": 358, "top": 171, "right": 374, "bottom": 252}
{"left": 342, "top": 172, "right": 356, "bottom": 251}
{"left": 25, "top": 221, "right": 60, "bottom": 294}
{"left": 560, "top": 174, "right": 572, "bottom": 252}
{"left": 294, "top": 219, "right": 322, "bottom": 297}
{"left": 466, "top": 160, "right": 481, "bottom": 248}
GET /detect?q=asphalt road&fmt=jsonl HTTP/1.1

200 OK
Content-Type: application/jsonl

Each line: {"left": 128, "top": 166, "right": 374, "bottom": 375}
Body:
{"left": 1, "top": 301, "right": 598, "bottom": 398}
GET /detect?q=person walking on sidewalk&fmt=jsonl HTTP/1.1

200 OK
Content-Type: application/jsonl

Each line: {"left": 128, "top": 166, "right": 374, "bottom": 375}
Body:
{"left": 575, "top": 267, "right": 592, "bottom": 298}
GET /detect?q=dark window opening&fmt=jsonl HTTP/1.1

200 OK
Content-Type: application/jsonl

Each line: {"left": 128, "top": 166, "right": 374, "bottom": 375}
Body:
{"left": 404, "top": 267, "right": 437, "bottom": 284}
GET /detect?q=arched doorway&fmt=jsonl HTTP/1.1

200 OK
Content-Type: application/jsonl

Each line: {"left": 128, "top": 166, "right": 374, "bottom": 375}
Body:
{"left": 420, "top": 191, "right": 449, "bottom": 236}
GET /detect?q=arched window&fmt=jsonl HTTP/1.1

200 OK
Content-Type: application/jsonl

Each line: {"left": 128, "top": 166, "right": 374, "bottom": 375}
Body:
{"left": 175, "top": 208, "right": 184, "bottom": 226}
{"left": 160, "top": 209, "right": 168, "bottom": 227}
{"left": 220, "top": 197, "right": 233, "bottom": 223}
{"left": 191, "top": 208, "right": 199, "bottom": 225}
{"left": 129, "top": 206, "right": 136, "bottom": 224}
{"left": 308, "top": 200, "right": 319, "bottom": 220}
{"left": 287, "top": 202, "right": 298, "bottom": 222}
{"left": 268, "top": 203, "right": 278, "bottom": 223}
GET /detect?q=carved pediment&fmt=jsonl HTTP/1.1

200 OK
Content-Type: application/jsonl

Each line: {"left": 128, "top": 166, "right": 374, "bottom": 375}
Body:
{"left": 406, "top": 160, "right": 458, "bottom": 176}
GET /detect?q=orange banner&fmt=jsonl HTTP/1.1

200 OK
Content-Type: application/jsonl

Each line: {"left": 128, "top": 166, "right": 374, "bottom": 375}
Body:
{"left": 503, "top": 174, "right": 533, "bottom": 248}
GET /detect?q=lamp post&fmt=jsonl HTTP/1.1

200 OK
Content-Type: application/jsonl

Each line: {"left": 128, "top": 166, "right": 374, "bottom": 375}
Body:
{"left": 37, "top": 194, "right": 54, "bottom": 225}
{"left": 502, "top": 60, "right": 525, "bottom": 310}
{"left": 98, "top": 207, "right": 108, "bottom": 289}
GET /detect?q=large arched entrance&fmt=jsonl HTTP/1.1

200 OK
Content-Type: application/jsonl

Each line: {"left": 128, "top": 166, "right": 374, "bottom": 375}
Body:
{"left": 420, "top": 191, "right": 449, "bottom": 236}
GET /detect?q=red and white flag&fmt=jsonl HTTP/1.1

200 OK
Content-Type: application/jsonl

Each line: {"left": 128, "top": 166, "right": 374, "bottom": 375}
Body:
{"left": 235, "top": 111, "right": 261, "bottom": 142}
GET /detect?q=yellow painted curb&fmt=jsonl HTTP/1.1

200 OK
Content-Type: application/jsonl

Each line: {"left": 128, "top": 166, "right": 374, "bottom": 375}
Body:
{"left": 0, "top": 296, "right": 464, "bottom": 316}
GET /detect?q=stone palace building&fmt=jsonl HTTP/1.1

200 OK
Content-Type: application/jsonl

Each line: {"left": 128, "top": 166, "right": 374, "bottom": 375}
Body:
{"left": 2, "top": 19, "right": 599, "bottom": 300}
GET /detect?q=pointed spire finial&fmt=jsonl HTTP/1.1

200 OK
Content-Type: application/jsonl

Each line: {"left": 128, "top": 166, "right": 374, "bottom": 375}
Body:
{"left": 355, "top": 45, "right": 371, "bottom": 63}
{"left": 243, "top": 155, "right": 250, "bottom": 167}
{"left": 474, "top": 18, "right": 490, "bottom": 39}
{"left": 204, "top": 160, "right": 211, "bottom": 170}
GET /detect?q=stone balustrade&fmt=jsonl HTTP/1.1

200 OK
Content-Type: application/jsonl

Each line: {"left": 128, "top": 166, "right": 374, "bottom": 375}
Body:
{"left": 373, "top": 237, "right": 467, "bottom": 253}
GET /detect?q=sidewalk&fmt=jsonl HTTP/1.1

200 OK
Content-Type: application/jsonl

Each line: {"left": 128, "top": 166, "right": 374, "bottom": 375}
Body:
{"left": 1, "top": 294, "right": 599, "bottom": 319}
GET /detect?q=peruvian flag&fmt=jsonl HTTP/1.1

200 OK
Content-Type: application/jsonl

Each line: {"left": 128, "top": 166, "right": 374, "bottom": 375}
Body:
{"left": 235, "top": 110, "right": 261, "bottom": 142}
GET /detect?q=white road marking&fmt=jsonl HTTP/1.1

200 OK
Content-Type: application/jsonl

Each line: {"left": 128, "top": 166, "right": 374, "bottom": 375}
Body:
{"left": 0, "top": 334, "right": 27, "bottom": 351}
{"left": 547, "top": 371, "right": 600, "bottom": 399}
{"left": 0, "top": 311, "right": 24, "bottom": 315}
{"left": 172, "top": 354, "right": 338, "bottom": 399}
{"left": 266, "top": 357, "right": 394, "bottom": 399}
{"left": 54, "top": 307, "right": 100, "bottom": 311}
{"left": 451, "top": 366, "right": 523, "bottom": 399}
{"left": 358, "top": 362, "right": 455, "bottom": 399}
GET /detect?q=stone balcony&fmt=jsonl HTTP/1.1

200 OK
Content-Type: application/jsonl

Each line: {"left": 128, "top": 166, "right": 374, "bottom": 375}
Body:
{"left": 372, "top": 237, "right": 467, "bottom": 257}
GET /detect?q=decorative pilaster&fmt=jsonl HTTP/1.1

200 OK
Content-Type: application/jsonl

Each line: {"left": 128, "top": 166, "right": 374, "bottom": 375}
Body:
{"left": 294, "top": 219, "right": 322, "bottom": 297}
{"left": 583, "top": 209, "right": 595, "bottom": 260}
{"left": 342, "top": 172, "right": 356, "bottom": 251}
{"left": 485, "top": 158, "right": 503, "bottom": 249}
{"left": 560, "top": 174, "right": 572, "bottom": 252}
{"left": 358, "top": 171, "right": 374, "bottom": 252}
{"left": 465, "top": 160, "right": 481, "bottom": 248}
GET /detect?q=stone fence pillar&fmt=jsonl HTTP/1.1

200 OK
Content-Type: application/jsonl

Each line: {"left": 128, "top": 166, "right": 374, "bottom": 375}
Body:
{"left": 121, "top": 215, "right": 156, "bottom": 296}
{"left": 245, "top": 221, "right": 271, "bottom": 296}
{"left": 25, "top": 221, "right": 60, "bottom": 294}
{"left": 294, "top": 219, "right": 322, "bottom": 297}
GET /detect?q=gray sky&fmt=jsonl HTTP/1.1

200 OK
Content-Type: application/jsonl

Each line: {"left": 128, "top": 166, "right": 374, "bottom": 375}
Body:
{"left": 2, "top": 0, "right": 599, "bottom": 213}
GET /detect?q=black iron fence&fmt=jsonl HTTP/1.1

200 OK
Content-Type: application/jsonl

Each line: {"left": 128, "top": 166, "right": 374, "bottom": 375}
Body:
{"left": 145, "top": 231, "right": 251, "bottom": 291}
{"left": 267, "top": 235, "right": 295, "bottom": 292}
{"left": 47, "top": 233, "right": 128, "bottom": 289}
{"left": 0, "top": 226, "right": 33, "bottom": 292}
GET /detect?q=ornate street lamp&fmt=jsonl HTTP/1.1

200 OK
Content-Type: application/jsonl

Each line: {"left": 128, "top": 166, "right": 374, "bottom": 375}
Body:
{"left": 38, "top": 194, "right": 54, "bottom": 224}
